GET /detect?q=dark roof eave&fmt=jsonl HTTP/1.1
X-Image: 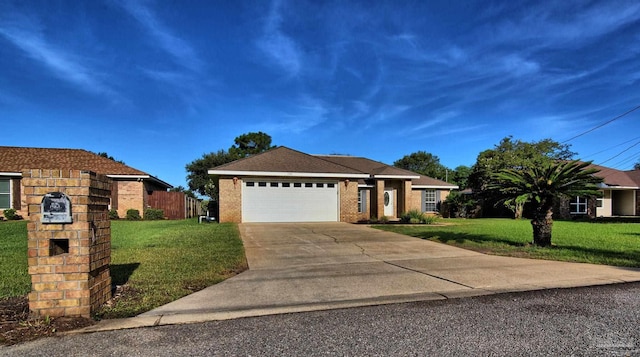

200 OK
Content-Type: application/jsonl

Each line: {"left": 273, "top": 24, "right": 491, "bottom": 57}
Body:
{"left": 107, "top": 174, "right": 173, "bottom": 189}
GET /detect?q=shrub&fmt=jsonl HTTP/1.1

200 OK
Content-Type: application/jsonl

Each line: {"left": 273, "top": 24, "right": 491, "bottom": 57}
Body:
{"left": 379, "top": 215, "right": 389, "bottom": 224}
{"left": 125, "top": 209, "right": 142, "bottom": 221}
{"left": 144, "top": 208, "right": 164, "bottom": 220}
{"left": 400, "top": 209, "right": 425, "bottom": 223}
{"left": 3, "top": 208, "right": 22, "bottom": 221}
{"left": 108, "top": 209, "right": 119, "bottom": 220}
{"left": 422, "top": 215, "right": 440, "bottom": 225}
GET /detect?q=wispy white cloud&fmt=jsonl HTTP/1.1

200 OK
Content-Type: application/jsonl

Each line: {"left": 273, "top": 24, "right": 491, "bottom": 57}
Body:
{"left": 258, "top": 95, "right": 328, "bottom": 134}
{"left": 256, "top": 0, "right": 302, "bottom": 76}
{"left": 490, "top": 2, "right": 640, "bottom": 47}
{"left": 0, "top": 13, "right": 113, "bottom": 96}
{"left": 115, "top": 0, "right": 202, "bottom": 72}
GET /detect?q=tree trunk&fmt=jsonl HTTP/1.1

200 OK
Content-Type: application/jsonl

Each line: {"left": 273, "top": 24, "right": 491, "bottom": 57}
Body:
{"left": 531, "top": 201, "right": 553, "bottom": 247}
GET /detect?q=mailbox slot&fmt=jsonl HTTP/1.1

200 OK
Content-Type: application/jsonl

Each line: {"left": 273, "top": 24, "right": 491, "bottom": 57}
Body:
{"left": 41, "top": 192, "right": 73, "bottom": 224}
{"left": 50, "top": 239, "right": 69, "bottom": 256}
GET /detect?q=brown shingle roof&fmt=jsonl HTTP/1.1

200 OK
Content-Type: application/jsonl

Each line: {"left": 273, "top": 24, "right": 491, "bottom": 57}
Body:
{"left": 210, "top": 147, "right": 458, "bottom": 189}
{"left": 412, "top": 175, "right": 458, "bottom": 188}
{"left": 316, "top": 155, "right": 419, "bottom": 178}
{"left": 0, "top": 146, "right": 146, "bottom": 176}
{"left": 590, "top": 164, "right": 640, "bottom": 188}
{"left": 209, "top": 147, "right": 368, "bottom": 176}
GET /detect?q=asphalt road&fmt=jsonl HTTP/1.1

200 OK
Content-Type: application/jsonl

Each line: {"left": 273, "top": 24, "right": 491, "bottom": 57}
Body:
{"left": 4, "top": 282, "right": 640, "bottom": 356}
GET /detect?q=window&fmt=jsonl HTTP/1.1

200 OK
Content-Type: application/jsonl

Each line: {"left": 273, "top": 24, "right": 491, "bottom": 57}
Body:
{"left": 246, "top": 182, "right": 255, "bottom": 187}
{"left": 596, "top": 197, "right": 603, "bottom": 208}
{"left": 305, "top": 183, "right": 313, "bottom": 188}
{"left": 358, "top": 189, "right": 367, "bottom": 213}
{"left": 270, "top": 182, "right": 279, "bottom": 187}
{"left": 258, "top": 182, "right": 267, "bottom": 187}
{"left": 424, "top": 190, "right": 437, "bottom": 212}
{"left": 570, "top": 196, "right": 588, "bottom": 214}
{"left": 0, "top": 179, "right": 10, "bottom": 209}
{"left": 282, "top": 182, "right": 291, "bottom": 188}
{"left": 316, "top": 183, "right": 324, "bottom": 188}
{"left": 294, "top": 183, "right": 302, "bottom": 188}
{"left": 327, "top": 183, "right": 335, "bottom": 188}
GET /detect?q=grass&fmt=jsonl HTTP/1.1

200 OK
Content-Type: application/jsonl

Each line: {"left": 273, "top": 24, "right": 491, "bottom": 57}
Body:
{"left": 0, "top": 219, "right": 247, "bottom": 318}
{"left": 0, "top": 221, "right": 30, "bottom": 298}
{"left": 375, "top": 218, "right": 640, "bottom": 267}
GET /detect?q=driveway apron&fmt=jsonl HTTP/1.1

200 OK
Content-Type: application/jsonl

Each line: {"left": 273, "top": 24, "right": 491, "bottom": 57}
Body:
{"left": 137, "top": 223, "right": 640, "bottom": 326}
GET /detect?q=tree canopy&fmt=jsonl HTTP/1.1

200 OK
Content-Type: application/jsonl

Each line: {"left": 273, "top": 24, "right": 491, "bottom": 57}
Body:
{"left": 468, "top": 136, "right": 575, "bottom": 217}
{"left": 393, "top": 151, "right": 448, "bottom": 180}
{"left": 186, "top": 132, "right": 275, "bottom": 198}
{"left": 94, "top": 152, "right": 125, "bottom": 164}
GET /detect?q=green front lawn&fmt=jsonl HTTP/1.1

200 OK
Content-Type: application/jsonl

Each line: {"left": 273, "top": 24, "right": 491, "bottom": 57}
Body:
{"left": 375, "top": 218, "right": 640, "bottom": 267}
{"left": 0, "top": 221, "right": 30, "bottom": 298}
{"left": 0, "top": 219, "right": 247, "bottom": 318}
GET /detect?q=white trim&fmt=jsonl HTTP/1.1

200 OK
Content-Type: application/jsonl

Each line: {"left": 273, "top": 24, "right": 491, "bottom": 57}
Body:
{"left": 413, "top": 185, "right": 459, "bottom": 189}
{"left": 373, "top": 174, "right": 420, "bottom": 179}
{"left": 0, "top": 172, "right": 21, "bottom": 177}
{"left": 107, "top": 174, "right": 151, "bottom": 180}
{"left": 208, "top": 170, "right": 369, "bottom": 179}
{"left": 358, "top": 183, "right": 375, "bottom": 188}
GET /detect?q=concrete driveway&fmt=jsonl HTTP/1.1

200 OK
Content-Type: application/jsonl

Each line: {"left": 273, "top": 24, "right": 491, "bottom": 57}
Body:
{"left": 86, "top": 223, "right": 640, "bottom": 331}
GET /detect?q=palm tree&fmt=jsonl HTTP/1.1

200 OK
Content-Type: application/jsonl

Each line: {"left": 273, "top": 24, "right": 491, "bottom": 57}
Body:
{"left": 491, "top": 161, "right": 603, "bottom": 247}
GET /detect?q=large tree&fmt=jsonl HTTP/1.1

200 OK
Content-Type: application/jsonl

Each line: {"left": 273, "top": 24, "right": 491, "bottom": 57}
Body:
{"left": 469, "top": 137, "right": 575, "bottom": 218}
{"left": 229, "top": 131, "right": 275, "bottom": 158}
{"left": 491, "top": 160, "right": 602, "bottom": 246}
{"left": 394, "top": 151, "right": 449, "bottom": 180}
{"left": 186, "top": 132, "right": 275, "bottom": 198}
{"left": 451, "top": 165, "right": 472, "bottom": 189}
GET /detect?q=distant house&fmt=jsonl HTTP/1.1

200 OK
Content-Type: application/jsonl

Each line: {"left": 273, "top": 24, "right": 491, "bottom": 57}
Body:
{"left": 208, "top": 146, "right": 458, "bottom": 223}
{"left": 556, "top": 164, "right": 640, "bottom": 219}
{"left": 0, "top": 146, "right": 172, "bottom": 219}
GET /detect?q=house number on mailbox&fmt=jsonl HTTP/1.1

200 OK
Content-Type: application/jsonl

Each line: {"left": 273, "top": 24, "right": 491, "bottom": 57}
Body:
{"left": 41, "top": 192, "right": 73, "bottom": 224}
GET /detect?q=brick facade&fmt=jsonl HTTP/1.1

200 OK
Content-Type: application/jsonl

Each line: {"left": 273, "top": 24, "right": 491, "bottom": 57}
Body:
{"left": 340, "top": 180, "right": 359, "bottom": 223}
{"left": 23, "top": 169, "right": 111, "bottom": 318}
{"left": 114, "top": 180, "right": 143, "bottom": 218}
{"left": 218, "top": 177, "right": 242, "bottom": 223}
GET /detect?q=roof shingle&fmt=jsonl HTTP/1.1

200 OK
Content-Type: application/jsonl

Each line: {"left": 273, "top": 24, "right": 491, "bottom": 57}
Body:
{"left": 0, "top": 146, "right": 147, "bottom": 176}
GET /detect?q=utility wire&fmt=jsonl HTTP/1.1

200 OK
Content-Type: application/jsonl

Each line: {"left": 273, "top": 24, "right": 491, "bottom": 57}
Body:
{"left": 581, "top": 136, "right": 640, "bottom": 160}
{"left": 562, "top": 104, "right": 640, "bottom": 143}
{"left": 596, "top": 139, "right": 640, "bottom": 166}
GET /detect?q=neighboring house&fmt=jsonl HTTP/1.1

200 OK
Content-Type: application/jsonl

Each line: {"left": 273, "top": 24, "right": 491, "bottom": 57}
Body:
{"left": 208, "top": 146, "right": 458, "bottom": 223}
{"left": 0, "top": 146, "right": 172, "bottom": 219}
{"left": 556, "top": 164, "right": 640, "bottom": 219}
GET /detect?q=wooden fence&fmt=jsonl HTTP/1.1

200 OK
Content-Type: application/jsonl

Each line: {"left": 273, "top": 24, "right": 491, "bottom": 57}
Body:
{"left": 147, "top": 191, "right": 202, "bottom": 220}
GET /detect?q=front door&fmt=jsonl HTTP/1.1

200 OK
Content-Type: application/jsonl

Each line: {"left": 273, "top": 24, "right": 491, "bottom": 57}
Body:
{"left": 383, "top": 189, "right": 394, "bottom": 217}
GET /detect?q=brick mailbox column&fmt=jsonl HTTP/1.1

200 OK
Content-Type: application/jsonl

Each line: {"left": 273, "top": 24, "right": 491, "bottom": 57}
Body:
{"left": 23, "top": 169, "right": 112, "bottom": 318}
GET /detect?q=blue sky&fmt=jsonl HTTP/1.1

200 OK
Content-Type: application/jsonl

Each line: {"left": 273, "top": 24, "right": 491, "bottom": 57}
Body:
{"left": 2, "top": 0, "right": 640, "bottom": 188}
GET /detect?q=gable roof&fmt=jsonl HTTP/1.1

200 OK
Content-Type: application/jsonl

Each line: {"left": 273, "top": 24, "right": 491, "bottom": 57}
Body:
{"left": 208, "top": 146, "right": 369, "bottom": 178}
{"left": 411, "top": 175, "right": 459, "bottom": 189}
{"left": 209, "top": 146, "right": 458, "bottom": 189}
{"left": 590, "top": 164, "right": 640, "bottom": 189}
{"left": 315, "top": 155, "right": 419, "bottom": 179}
{"left": 0, "top": 146, "right": 172, "bottom": 188}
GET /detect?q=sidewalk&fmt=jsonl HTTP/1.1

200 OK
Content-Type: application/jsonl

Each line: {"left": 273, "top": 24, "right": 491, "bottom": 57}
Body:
{"left": 76, "top": 223, "right": 640, "bottom": 333}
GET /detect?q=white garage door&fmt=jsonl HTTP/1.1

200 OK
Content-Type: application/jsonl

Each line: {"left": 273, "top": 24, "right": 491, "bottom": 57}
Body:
{"left": 242, "top": 180, "right": 339, "bottom": 222}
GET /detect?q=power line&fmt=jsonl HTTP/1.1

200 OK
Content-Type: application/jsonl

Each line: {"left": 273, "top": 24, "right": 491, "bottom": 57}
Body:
{"left": 562, "top": 104, "right": 640, "bottom": 143}
{"left": 580, "top": 136, "right": 640, "bottom": 160}
{"left": 596, "top": 139, "right": 640, "bottom": 166}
